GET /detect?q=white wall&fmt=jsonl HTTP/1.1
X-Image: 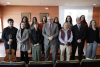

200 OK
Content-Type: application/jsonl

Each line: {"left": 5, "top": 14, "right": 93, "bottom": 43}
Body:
{"left": 59, "top": 6, "right": 93, "bottom": 26}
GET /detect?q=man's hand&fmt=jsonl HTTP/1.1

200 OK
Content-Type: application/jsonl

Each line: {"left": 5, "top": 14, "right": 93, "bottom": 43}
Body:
{"left": 48, "top": 37, "right": 51, "bottom": 40}
{"left": 77, "top": 39, "right": 81, "bottom": 43}
{"left": 8, "top": 39, "right": 13, "bottom": 45}
{"left": 64, "top": 42, "right": 68, "bottom": 45}
{"left": 9, "top": 39, "right": 13, "bottom": 42}
{"left": 48, "top": 36, "right": 53, "bottom": 40}
{"left": 8, "top": 41, "right": 12, "bottom": 45}
{"left": 50, "top": 36, "right": 53, "bottom": 40}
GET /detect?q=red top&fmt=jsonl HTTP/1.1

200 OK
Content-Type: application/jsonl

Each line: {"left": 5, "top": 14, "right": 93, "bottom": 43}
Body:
{"left": 81, "top": 21, "right": 88, "bottom": 29}
{"left": 39, "top": 23, "right": 44, "bottom": 30}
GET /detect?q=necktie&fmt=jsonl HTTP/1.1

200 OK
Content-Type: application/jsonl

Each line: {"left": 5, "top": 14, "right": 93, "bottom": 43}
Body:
{"left": 50, "top": 24, "right": 51, "bottom": 32}
{"left": 78, "top": 25, "right": 80, "bottom": 31}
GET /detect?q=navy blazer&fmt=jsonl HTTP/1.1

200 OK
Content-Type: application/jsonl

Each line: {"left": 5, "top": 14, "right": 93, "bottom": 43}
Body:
{"left": 87, "top": 27, "right": 99, "bottom": 43}
{"left": 30, "top": 28, "right": 43, "bottom": 45}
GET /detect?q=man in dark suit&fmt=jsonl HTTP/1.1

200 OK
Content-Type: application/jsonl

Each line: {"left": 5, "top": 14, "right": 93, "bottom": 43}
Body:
{"left": 2, "top": 18, "right": 18, "bottom": 55}
{"left": 71, "top": 17, "right": 86, "bottom": 61}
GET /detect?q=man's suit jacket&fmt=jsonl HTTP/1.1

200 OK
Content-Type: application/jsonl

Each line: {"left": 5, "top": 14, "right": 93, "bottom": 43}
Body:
{"left": 42, "top": 23, "right": 59, "bottom": 45}
{"left": 16, "top": 29, "right": 30, "bottom": 51}
{"left": 72, "top": 24, "right": 86, "bottom": 44}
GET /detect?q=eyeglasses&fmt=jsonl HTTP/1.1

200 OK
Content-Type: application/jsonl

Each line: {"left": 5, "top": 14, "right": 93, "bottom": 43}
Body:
{"left": 76, "top": 20, "right": 80, "bottom": 21}
{"left": 48, "top": 19, "right": 53, "bottom": 20}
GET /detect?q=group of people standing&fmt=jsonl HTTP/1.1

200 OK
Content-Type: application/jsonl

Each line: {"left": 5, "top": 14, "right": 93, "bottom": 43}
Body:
{"left": 2, "top": 15, "right": 100, "bottom": 64}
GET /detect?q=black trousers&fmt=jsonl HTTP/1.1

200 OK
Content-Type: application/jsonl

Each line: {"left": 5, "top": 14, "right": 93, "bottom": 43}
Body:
{"left": 56, "top": 38, "right": 59, "bottom": 54}
{"left": 71, "top": 42, "right": 84, "bottom": 61}
{"left": 41, "top": 38, "right": 45, "bottom": 54}
{"left": 20, "top": 51, "right": 28, "bottom": 64}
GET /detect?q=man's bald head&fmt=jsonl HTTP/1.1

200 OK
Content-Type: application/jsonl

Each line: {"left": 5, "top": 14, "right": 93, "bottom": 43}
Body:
{"left": 47, "top": 16, "right": 53, "bottom": 24}
{"left": 47, "top": 16, "right": 53, "bottom": 20}
{"left": 63, "top": 22, "right": 69, "bottom": 30}
{"left": 76, "top": 17, "right": 81, "bottom": 21}
{"left": 76, "top": 17, "right": 81, "bottom": 24}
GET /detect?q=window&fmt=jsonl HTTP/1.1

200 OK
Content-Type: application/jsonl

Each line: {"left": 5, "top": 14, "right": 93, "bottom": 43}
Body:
{"left": 0, "top": 18, "right": 2, "bottom": 39}
{"left": 59, "top": 6, "right": 93, "bottom": 26}
{"left": 64, "top": 9, "right": 88, "bottom": 25}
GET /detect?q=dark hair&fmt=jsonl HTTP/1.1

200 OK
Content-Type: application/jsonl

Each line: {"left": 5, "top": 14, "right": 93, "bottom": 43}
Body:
{"left": 89, "top": 20, "right": 97, "bottom": 28}
{"left": 31, "top": 17, "right": 37, "bottom": 25}
{"left": 42, "top": 16, "right": 47, "bottom": 23}
{"left": 53, "top": 17, "right": 59, "bottom": 23}
{"left": 21, "top": 16, "right": 30, "bottom": 29}
{"left": 7, "top": 18, "right": 14, "bottom": 23}
{"left": 65, "top": 16, "right": 73, "bottom": 25}
{"left": 34, "top": 23, "right": 39, "bottom": 25}
{"left": 21, "top": 16, "right": 28, "bottom": 23}
{"left": 80, "top": 15, "right": 87, "bottom": 23}
{"left": 33, "top": 23, "right": 39, "bottom": 29}
{"left": 20, "top": 22, "right": 25, "bottom": 29}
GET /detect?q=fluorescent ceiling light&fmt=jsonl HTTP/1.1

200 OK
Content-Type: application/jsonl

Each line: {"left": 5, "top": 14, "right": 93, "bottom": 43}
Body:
{"left": 7, "top": 2, "right": 10, "bottom": 4}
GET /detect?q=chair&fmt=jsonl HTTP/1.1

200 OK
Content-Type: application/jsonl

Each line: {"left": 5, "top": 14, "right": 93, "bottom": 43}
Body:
{"left": 56, "top": 60, "right": 80, "bottom": 67}
{"left": 0, "top": 63, "right": 25, "bottom": 67}
{"left": 80, "top": 59, "right": 100, "bottom": 67}
{"left": 28, "top": 61, "right": 53, "bottom": 67}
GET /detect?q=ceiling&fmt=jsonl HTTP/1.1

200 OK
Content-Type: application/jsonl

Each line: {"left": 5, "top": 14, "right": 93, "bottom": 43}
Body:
{"left": 0, "top": 0, "right": 100, "bottom": 7}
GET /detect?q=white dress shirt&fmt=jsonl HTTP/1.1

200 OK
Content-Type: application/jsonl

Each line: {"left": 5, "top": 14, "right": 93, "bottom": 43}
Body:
{"left": 59, "top": 29, "right": 73, "bottom": 43}
{"left": 48, "top": 23, "right": 52, "bottom": 28}
{"left": 77, "top": 24, "right": 81, "bottom": 30}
